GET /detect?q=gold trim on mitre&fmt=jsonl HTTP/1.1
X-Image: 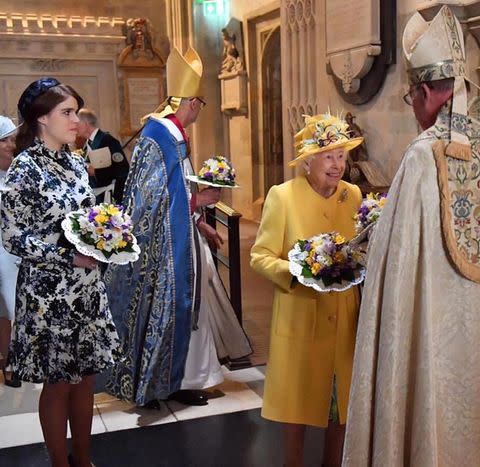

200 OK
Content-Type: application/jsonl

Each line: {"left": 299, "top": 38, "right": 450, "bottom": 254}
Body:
{"left": 140, "top": 97, "right": 182, "bottom": 125}
{"left": 167, "top": 46, "right": 204, "bottom": 98}
{"left": 403, "top": 6, "right": 472, "bottom": 160}
{"left": 289, "top": 113, "right": 364, "bottom": 167}
{"left": 403, "top": 6, "right": 466, "bottom": 85}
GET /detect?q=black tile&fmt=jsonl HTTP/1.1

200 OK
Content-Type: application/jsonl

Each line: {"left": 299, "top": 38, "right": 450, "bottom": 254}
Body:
{"left": 0, "top": 409, "right": 325, "bottom": 467}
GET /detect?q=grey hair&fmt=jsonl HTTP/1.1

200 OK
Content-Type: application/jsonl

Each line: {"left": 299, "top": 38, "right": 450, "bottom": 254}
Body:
{"left": 78, "top": 108, "right": 98, "bottom": 127}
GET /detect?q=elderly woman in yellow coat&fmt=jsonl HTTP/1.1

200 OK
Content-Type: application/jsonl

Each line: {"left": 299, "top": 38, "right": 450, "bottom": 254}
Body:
{"left": 251, "top": 113, "right": 363, "bottom": 467}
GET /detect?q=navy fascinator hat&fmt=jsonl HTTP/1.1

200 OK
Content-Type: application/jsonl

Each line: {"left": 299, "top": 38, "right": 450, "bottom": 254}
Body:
{"left": 17, "top": 77, "right": 61, "bottom": 120}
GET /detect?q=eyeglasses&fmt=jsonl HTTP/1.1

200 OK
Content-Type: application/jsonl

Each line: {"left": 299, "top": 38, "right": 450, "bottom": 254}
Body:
{"left": 403, "top": 86, "right": 420, "bottom": 106}
{"left": 403, "top": 91, "right": 413, "bottom": 106}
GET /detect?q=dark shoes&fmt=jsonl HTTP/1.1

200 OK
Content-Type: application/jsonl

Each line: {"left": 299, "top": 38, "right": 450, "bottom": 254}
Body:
{"left": 68, "top": 454, "right": 95, "bottom": 467}
{"left": 142, "top": 399, "right": 163, "bottom": 410}
{"left": 168, "top": 389, "right": 209, "bottom": 406}
{"left": 2, "top": 369, "right": 21, "bottom": 388}
{"left": 143, "top": 390, "right": 210, "bottom": 409}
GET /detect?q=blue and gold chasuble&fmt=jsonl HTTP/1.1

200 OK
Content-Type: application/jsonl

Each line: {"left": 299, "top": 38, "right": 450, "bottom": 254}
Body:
{"left": 105, "top": 118, "right": 194, "bottom": 405}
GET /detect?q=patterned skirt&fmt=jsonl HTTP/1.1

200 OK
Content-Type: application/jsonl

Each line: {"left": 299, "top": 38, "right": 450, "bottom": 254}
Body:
{"left": 10, "top": 264, "right": 121, "bottom": 384}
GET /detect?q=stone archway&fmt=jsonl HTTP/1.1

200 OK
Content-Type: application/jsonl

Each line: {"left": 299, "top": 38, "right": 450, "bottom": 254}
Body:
{"left": 261, "top": 26, "right": 284, "bottom": 194}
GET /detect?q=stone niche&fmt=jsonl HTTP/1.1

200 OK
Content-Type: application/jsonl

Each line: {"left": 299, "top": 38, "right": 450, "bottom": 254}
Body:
{"left": 219, "top": 17, "right": 248, "bottom": 115}
{"left": 0, "top": 13, "right": 125, "bottom": 137}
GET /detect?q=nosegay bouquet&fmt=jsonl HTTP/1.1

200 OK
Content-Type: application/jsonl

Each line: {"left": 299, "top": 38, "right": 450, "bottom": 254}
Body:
{"left": 186, "top": 155, "right": 239, "bottom": 188}
{"left": 288, "top": 232, "right": 365, "bottom": 293}
{"left": 354, "top": 192, "right": 387, "bottom": 234}
{"left": 61, "top": 203, "right": 140, "bottom": 264}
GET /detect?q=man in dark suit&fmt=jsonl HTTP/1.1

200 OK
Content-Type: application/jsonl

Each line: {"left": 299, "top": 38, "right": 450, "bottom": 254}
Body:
{"left": 76, "top": 108, "right": 129, "bottom": 203}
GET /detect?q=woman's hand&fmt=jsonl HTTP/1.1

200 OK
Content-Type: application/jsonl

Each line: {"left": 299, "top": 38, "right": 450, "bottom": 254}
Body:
{"left": 73, "top": 253, "right": 98, "bottom": 270}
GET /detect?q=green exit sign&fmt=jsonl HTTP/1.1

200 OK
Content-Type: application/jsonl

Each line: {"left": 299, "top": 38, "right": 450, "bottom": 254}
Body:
{"left": 195, "top": 0, "right": 224, "bottom": 16}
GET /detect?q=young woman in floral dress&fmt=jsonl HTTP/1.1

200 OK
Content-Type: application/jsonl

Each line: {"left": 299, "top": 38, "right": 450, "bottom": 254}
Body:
{"left": 1, "top": 78, "right": 120, "bottom": 467}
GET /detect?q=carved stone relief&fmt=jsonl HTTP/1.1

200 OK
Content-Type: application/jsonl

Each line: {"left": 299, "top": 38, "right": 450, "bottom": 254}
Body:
{"left": 282, "top": 0, "right": 319, "bottom": 171}
{"left": 325, "top": 0, "right": 396, "bottom": 104}
{"left": 117, "top": 18, "right": 167, "bottom": 135}
{"left": 30, "top": 59, "right": 68, "bottom": 72}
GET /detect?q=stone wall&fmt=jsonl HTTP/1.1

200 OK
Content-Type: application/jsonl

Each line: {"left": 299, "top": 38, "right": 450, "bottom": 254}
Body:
{"left": 0, "top": 0, "right": 169, "bottom": 142}
{"left": 1, "top": 0, "right": 169, "bottom": 55}
{"left": 312, "top": 0, "right": 480, "bottom": 181}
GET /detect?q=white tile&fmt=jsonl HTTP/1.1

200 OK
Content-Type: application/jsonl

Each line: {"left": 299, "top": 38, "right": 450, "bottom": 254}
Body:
{"left": 246, "top": 379, "right": 265, "bottom": 399}
{"left": 0, "top": 412, "right": 44, "bottom": 448}
{"left": 221, "top": 366, "right": 266, "bottom": 384}
{"left": 165, "top": 379, "right": 262, "bottom": 421}
{"left": 67, "top": 407, "right": 107, "bottom": 436}
{"left": 96, "top": 399, "right": 177, "bottom": 432}
{"left": 0, "top": 382, "right": 42, "bottom": 417}
{"left": 0, "top": 407, "right": 107, "bottom": 449}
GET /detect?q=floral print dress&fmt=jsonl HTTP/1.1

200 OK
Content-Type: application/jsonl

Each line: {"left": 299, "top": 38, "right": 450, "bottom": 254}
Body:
{"left": 0, "top": 139, "right": 120, "bottom": 384}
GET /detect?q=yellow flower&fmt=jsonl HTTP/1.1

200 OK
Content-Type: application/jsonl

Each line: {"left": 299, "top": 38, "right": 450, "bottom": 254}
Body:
{"left": 379, "top": 198, "right": 387, "bottom": 208}
{"left": 305, "top": 256, "right": 313, "bottom": 266}
{"left": 106, "top": 205, "right": 120, "bottom": 216}
{"left": 95, "top": 214, "right": 108, "bottom": 224}
{"left": 96, "top": 227, "right": 105, "bottom": 235}
{"left": 96, "top": 239, "right": 106, "bottom": 250}
{"left": 333, "top": 251, "right": 346, "bottom": 263}
{"left": 334, "top": 234, "right": 346, "bottom": 245}
{"left": 311, "top": 262, "right": 321, "bottom": 275}
{"left": 116, "top": 240, "right": 127, "bottom": 248}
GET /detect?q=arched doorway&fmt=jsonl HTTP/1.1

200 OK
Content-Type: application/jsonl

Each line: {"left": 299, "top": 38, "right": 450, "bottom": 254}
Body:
{"left": 261, "top": 27, "right": 284, "bottom": 194}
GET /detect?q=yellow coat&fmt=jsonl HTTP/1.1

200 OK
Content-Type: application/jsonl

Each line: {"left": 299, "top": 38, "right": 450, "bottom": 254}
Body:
{"left": 251, "top": 176, "right": 362, "bottom": 427}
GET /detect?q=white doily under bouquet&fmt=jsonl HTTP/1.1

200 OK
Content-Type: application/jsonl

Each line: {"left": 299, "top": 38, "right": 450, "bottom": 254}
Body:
{"left": 61, "top": 203, "right": 140, "bottom": 264}
{"left": 350, "top": 192, "right": 388, "bottom": 247}
{"left": 288, "top": 232, "right": 366, "bottom": 293}
{"left": 186, "top": 155, "right": 239, "bottom": 188}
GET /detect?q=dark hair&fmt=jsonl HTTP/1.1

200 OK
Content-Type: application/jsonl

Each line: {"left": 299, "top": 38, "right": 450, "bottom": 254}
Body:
{"left": 16, "top": 81, "right": 84, "bottom": 154}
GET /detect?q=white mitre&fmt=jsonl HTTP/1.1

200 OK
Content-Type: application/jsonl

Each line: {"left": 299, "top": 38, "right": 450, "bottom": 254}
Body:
{"left": 403, "top": 5, "right": 470, "bottom": 159}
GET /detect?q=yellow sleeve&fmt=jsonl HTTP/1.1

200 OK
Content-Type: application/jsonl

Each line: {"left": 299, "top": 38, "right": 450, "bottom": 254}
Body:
{"left": 250, "top": 185, "right": 293, "bottom": 292}
{"left": 353, "top": 184, "right": 362, "bottom": 209}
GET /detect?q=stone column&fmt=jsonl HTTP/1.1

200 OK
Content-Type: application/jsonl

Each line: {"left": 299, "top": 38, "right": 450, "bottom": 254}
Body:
{"left": 280, "top": 0, "right": 323, "bottom": 179}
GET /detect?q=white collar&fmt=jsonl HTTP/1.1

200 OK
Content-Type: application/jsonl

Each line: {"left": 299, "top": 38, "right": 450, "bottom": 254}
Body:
{"left": 88, "top": 127, "right": 99, "bottom": 142}
{"left": 157, "top": 118, "right": 184, "bottom": 142}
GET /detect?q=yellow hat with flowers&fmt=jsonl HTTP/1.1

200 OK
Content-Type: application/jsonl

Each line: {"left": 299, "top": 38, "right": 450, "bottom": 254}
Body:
{"left": 289, "top": 112, "right": 364, "bottom": 167}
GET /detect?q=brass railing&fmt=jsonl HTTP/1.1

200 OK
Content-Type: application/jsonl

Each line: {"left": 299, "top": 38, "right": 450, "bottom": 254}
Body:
{"left": 205, "top": 201, "right": 243, "bottom": 324}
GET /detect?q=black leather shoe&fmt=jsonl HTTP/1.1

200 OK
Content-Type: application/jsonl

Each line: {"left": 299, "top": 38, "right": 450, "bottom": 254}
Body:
{"left": 168, "top": 390, "right": 209, "bottom": 406}
{"left": 143, "top": 400, "right": 163, "bottom": 410}
{"left": 2, "top": 369, "right": 21, "bottom": 388}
